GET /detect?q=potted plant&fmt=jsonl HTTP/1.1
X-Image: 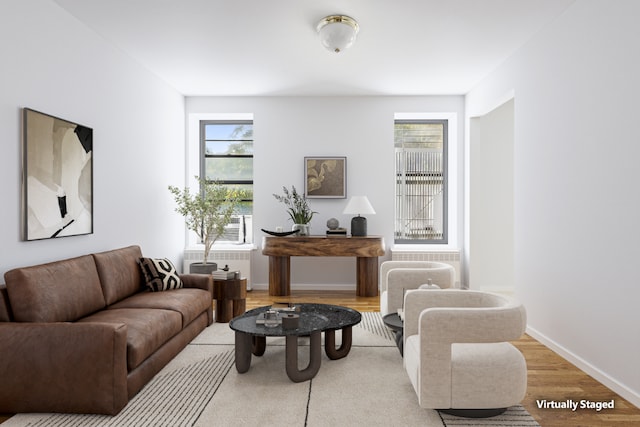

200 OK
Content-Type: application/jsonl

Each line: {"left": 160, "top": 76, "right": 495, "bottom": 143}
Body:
{"left": 273, "top": 185, "right": 317, "bottom": 236}
{"left": 169, "top": 177, "right": 242, "bottom": 274}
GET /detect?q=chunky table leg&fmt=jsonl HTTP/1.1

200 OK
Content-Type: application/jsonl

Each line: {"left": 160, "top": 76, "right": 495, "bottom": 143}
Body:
{"left": 285, "top": 331, "right": 321, "bottom": 382}
{"left": 324, "top": 326, "right": 353, "bottom": 360}
{"left": 235, "top": 331, "right": 253, "bottom": 373}
{"left": 269, "top": 256, "right": 291, "bottom": 296}
{"left": 356, "top": 257, "right": 379, "bottom": 297}
{"left": 252, "top": 336, "right": 266, "bottom": 356}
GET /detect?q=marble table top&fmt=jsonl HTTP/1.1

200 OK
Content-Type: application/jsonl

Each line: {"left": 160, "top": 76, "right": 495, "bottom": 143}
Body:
{"left": 229, "top": 303, "right": 361, "bottom": 337}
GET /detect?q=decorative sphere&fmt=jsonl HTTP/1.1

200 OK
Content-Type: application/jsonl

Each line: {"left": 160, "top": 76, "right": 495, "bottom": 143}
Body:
{"left": 326, "top": 218, "right": 340, "bottom": 230}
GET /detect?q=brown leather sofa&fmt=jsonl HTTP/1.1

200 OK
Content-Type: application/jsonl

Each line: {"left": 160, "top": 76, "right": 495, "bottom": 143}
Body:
{"left": 0, "top": 245, "right": 213, "bottom": 415}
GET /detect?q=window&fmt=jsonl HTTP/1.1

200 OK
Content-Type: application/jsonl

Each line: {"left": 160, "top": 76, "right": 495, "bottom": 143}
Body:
{"left": 200, "top": 120, "right": 253, "bottom": 243}
{"left": 394, "top": 120, "right": 447, "bottom": 243}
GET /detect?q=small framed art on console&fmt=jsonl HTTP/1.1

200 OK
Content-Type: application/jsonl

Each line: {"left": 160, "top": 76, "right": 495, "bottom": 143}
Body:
{"left": 304, "top": 156, "right": 346, "bottom": 199}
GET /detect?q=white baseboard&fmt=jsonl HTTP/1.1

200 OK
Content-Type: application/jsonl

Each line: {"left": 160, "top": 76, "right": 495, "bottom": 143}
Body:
{"left": 526, "top": 326, "right": 640, "bottom": 408}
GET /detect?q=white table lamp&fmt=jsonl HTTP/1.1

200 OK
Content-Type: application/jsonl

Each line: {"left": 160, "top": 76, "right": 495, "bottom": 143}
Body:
{"left": 343, "top": 196, "right": 375, "bottom": 236}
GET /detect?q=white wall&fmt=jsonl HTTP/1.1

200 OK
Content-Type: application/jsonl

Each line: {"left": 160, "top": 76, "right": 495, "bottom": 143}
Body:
{"left": 0, "top": 0, "right": 186, "bottom": 278}
{"left": 4, "top": 0, "right": 635, "bottom": 409}
{"left": 466, "top": 0, "right": 640, "bottom": 406}
{"left": 186, "top": 96, "right": 464, "bottom": 289}
{"left": 468, "top": 99, "right": 514, "bottom": 292}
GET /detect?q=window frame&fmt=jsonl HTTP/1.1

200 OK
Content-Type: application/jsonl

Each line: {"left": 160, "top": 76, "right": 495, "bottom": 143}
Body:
{"left": 394, "top": 119, "right": 448, "bottom": 245}
{"left": 199, "top": 119, "right": 253, "bottom": 244}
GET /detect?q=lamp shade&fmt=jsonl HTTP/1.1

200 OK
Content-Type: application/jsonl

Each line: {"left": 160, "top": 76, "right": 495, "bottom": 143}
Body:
{"left": 343, "top": 196, "right": 376, "bottom": 215}
{"left": 317, "top": 15, "right": 359, "bottom": 53}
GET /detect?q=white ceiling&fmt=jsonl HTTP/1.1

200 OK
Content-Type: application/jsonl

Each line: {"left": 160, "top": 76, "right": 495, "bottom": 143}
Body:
{"left": 54, "top": 0, "right": 575, "bottom": 96}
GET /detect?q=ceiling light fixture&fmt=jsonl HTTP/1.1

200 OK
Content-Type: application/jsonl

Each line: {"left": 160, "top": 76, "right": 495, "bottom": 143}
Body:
{"left": 316, "top": 15, "right": 359, "bottom": 53}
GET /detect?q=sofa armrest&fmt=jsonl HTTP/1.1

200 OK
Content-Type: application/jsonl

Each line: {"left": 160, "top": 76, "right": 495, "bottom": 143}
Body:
{"left": 180, "top": 273, "right": 214, "bottom": 297}
{"left": 0, "top": 321, "right": 129, "bottom": 415}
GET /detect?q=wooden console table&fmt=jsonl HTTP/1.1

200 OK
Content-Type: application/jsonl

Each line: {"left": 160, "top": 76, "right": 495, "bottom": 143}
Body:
{"left": 261, "top": 236, "right": 385, "bottom": 297}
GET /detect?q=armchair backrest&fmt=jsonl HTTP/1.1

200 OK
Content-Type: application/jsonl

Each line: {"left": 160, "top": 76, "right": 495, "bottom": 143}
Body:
{"left": 380, "top": 261, "right": 455, "bottom": 315}
{"left": 380, "top": 261, "right": 453, "bottom": 292}
{"left": 404, "top": 289, "right": 526, "bottom": 347}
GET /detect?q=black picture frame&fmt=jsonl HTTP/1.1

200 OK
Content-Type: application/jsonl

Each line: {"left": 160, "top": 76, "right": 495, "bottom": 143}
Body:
{"left": 22, "top": 108, "right": 93, "bottom": 240}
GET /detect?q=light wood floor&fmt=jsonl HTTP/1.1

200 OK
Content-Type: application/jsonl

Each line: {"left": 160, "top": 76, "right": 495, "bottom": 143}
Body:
{"left": 2, "top": 290, "right": 638, "bottom": 426}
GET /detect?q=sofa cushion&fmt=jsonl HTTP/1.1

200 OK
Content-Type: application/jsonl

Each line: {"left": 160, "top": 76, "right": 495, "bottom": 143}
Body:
{"left": 137, "top": 258, "right": 183, "bottom": 292}
{"left": 93, "top": 246, "right": 144, "bottom": 305}
{"left": 79, "top": 308, "right": 182, "bottom": 371}
{"left": 109, "top": 288, "right": 210, "bottom": 327}
{"left": 4, "top": 255, "right": 106, "bottom": 322}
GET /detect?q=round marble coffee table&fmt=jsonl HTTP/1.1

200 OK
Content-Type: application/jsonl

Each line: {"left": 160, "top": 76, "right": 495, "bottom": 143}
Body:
{"left": 229, "top": 303, "right": 361, "bottom": 382}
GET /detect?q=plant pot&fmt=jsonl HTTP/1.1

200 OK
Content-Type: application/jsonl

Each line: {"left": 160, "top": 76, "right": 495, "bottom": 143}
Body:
{"left": 189, "top": 262, "right": 217, "bottom": 274}
{"left": 292, "top": 223, "right": 310, "bottom": 236}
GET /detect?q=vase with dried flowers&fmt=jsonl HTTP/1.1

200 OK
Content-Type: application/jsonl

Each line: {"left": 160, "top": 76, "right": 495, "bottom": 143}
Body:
{"left": 273, "top": 185, "right": 317, "bottom": 236}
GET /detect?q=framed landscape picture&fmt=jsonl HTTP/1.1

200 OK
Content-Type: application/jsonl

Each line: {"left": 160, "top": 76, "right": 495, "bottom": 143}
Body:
{"left": 23, "top": 108, "right": 93, "bottom": 240}
{"left": 304, "top": 156, "right": 346, "bottom": 198}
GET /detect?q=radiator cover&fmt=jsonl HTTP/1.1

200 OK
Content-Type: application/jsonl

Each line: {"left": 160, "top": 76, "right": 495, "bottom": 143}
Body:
{"left": 183, "top": 246, "right": 255, "bottom": 290}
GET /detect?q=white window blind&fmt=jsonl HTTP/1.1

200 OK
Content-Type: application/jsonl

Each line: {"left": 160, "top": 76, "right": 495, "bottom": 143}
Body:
{"left": 394, "top": 120, "right": 447, "bottom": 243}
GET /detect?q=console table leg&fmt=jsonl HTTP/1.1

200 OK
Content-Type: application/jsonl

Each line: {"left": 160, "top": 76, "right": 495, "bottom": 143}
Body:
{"left": 356, "top": 257, "right": 379, "bottom": 297}
{"left": 285, "top": 331, "right": 321, "bottom": 382}
{"left": 324, "top": 326, "right": 353, "bottom": 360}
{"left": 269, "top": 256, "right": 291, "bottom": 296}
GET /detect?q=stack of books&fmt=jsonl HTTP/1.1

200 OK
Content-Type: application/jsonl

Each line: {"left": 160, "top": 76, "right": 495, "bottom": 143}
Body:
{"left": 211, "top": 270, "right": 239, "bottom": 280}
{"left": 271, "top": 302, "right": 300, "bottom": 313}
{"left": 326, "top": 227, "right": 347, "bottom": 236}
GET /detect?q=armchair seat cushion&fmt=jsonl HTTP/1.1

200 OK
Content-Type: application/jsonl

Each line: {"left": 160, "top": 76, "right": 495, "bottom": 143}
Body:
{"left": 451, "top": 342, "right": 527, "bottom": 409}
{"left": 404, "top": 337, "right": 527, "bottom": 411}
{"left": 79, "top": 308, "right": 182, "bottom": 371}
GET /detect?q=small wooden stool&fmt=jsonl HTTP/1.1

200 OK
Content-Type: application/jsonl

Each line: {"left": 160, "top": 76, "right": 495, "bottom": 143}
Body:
{"left": 213, "top": 278, "right": 247, "bottom": 323}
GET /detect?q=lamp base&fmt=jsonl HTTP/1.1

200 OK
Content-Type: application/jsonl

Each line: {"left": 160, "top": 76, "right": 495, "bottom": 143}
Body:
{"left": 350, "top": 216, "right": 367, "bottom": 236}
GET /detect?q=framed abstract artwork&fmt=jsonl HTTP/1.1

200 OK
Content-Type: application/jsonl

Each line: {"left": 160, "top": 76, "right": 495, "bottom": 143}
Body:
{"left": 304, "top": 156, "right": 346, "bottom": 198}
{"left": 22, "top": 108, "right": 93, "bottom": 240}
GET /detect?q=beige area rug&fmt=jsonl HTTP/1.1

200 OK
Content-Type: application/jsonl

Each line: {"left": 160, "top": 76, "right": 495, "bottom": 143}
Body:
{"left": 4, "top": 313, "right": 538, "bottom": 427}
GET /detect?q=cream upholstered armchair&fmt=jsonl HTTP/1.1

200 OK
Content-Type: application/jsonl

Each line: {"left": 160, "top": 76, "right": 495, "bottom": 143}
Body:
{"left": 403, "top": 289, "right": 527, "bottom": 418}
{"left": 379, "top": 261, "right": 455, "bottom": 316}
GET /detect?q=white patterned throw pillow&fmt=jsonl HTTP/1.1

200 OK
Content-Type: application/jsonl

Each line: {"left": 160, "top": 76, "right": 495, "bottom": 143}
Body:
{"left": 137, "top": 257, "right": 183, "bottom": 292}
